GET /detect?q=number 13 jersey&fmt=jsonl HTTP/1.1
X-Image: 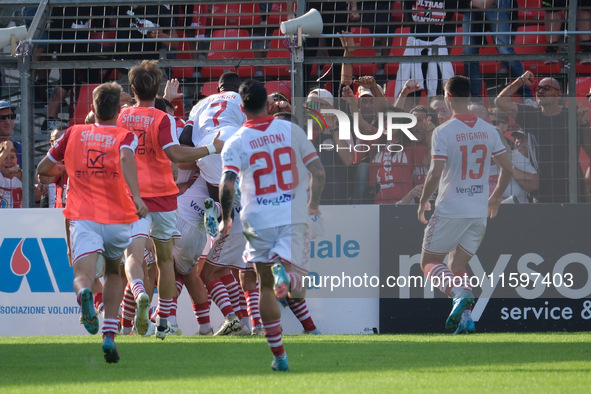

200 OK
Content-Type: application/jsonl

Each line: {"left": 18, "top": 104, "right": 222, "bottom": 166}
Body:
{"left": 432, "top": 114, "right": 506, "bottom": 218}
{"left": 222, "top": 116, "right": 319, "bottom": 231}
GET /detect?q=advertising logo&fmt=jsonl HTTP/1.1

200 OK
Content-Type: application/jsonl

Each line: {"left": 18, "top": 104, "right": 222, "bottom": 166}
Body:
{"left": 0, "top": 238, "right": 73, "bottom": 293}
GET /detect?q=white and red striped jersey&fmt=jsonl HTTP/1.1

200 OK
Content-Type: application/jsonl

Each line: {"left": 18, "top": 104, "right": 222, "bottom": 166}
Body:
{"left": 431, "top": 114, "right": 506, "bottom": 218}
{"left": 221, "top": 116, "right": 318, "bottom": 231}
{"left": 186, "top": 91, "right": 246, "bottom": 184}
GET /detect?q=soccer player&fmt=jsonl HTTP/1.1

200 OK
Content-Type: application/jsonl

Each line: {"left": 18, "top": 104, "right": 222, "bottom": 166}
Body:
{"left": 180, "top": 72, "right": 249, "bottom": 336}
{"left": 417, "top": 75, "right": 513, "bottom": 334}
{"left": 117, "top": 60, "right": 223, "bottom": 340}
{"left": 37, "top": 82, "right": 148, "bottom": 363}
{"left": 219, "top": 79, "right": 325, "bottom": 371}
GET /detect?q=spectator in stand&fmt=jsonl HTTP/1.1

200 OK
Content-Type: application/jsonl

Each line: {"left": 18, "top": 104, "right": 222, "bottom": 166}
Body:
{"left": 339, "top": 32, "right": 390, "bottom": 203}
{"left": 0, "top": 140, "right": 22, "bottom": 208}
{"left": 544, "top": 1, "right": 591, "bottom": 63}
{"left": 430, "top": 95, "right": 452, "bottom": 124}
{"left": 45, "top": 6, "right": 115, "bottom": 132}
{"left": 305, "top": 2, "right": 350, "bottom": 94}
{"left": 462, "top": 0, "right": 534, "bottom": 102}
{"left": 488, "top": 108, "right": 539, "bottom": 203}
{"left": 397, "top": 105, "right": 439, "bottom": 204}
{"left": 267, "top": 92, "right": 291, "bottom": 116}
{"left": 394, "top": 0, "right": 489, "bottom": 98}
{"left": 349, "top": 1, "right": 392, "bottom": 58}
{"left": 495, "top": 71, "right": 591, "bottom": 202}
{"left": 306, "top": 88, "right": 355, "bottom": 204}
{"left": 0, "top": 100, "right": 21, "bottom": 166}
{"left": 114, "top": 4, "right": 177, "bottom": 61}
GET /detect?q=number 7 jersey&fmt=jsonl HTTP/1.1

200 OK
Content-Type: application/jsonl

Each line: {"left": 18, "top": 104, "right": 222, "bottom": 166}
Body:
{"left": 432, "top": 114, "right": 507, "bottom": 218}
{"left": 221, "top": 116, "right": 319, "bottom": 231}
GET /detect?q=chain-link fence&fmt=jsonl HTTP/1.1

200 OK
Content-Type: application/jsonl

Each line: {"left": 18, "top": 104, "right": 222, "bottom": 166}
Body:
{"left": 0, "top": 0, "right": 589, "bottom": 206}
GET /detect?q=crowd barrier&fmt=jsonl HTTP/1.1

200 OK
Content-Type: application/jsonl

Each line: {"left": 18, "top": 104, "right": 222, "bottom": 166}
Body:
{"left": 1, "top": 204, "right": 589, "bottom": 336}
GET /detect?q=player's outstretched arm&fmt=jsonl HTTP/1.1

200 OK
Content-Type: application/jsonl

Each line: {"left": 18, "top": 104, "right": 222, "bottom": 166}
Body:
{"left": 489, "top": 152, "right": 513, "bottom": 218}
{"left": 306, "top": 158, "right": 325, "bottom": 215}
{"left": 219, "top": 171, "right": 236, "bottom": 234}
{"left": 37, "top": 156, "right": 63, "bottom": 178}
{"left": 418, "top": 160, "right": 444, "bottom": 224}
{"left": 165, "top": 131, "right": 224, "bottom": 163}
{"left": 120, "top": 147, "right": 148, "bottom": 218}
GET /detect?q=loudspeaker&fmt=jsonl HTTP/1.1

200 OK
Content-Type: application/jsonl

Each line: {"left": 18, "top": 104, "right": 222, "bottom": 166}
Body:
{"left": 280, "top": 8, "right": 323, "bottom": 37}
{"left": 0, "top": 26, "right": 27, "bottom": 49}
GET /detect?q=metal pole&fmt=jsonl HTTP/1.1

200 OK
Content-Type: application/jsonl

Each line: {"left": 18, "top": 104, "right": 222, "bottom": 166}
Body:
{"left": 566, "top": 0, "right": 578, "bottom": 203}
{"left": 293, "top": 0, "right": 306, "bottom": 99}
{"left": 18, "top": 57, "right": 35, "bottom": 208}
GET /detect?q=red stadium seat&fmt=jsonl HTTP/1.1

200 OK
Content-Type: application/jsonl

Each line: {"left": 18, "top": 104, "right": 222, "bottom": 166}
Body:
{"left": 262, "top": 29, "right": 292, "bottom": 77}
{"left": 390, "top": 1, "right": 404, "bottom": 24}
{"left": 171, "top": 32, "right": 196, "bottom": 80}
{"left": 267, "top": 2, "right": 296, "bottom": 27}
{"left": 517, "top": 0, "right": 545, "bottom": 25}
{"left": 265, "top": 80, "right": 292, "bottom": 102}
{"left": 200, "top": 81, "right": 219, "bottom": 97}
{"left": 200, "top": 29, "right": 256, "bottom": 78}
{"left": 70, "top": 83, "right": 100, "bottom": 126}
{"left": 210, "top": 3, "right": 262, "bottom": 27}
{"left": 384, "top": 27, "right": 409, "bottom": 76}
{"left": 514, "top": 25, "right": 561, "bottom": 74}
{"left": 349, "top": 27, "right": 378, "bottom": 76}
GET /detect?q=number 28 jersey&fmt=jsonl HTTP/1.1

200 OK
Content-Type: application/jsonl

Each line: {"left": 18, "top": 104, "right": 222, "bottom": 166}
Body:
{"left": 432, "top": 114, "right": 506, "bottom": 218}
{"left": 221, "top": 116, "right": 318, "bottom": 231}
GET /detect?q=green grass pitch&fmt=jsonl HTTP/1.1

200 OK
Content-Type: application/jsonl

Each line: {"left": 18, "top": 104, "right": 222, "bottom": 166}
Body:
{"left": 1, "top": 333, "right": 590, "bottom": 393}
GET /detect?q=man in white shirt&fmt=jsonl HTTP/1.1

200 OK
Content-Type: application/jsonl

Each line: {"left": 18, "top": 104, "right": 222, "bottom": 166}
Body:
{"left": 418, "top": 76, "right": 513, "bottom": 335}
{"left": 219, "top": 79, "right": 325, "bottom": 371}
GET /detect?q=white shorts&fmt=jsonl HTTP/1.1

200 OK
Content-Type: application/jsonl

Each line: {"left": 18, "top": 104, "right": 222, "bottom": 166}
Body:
{"left": 206, "top": 232, "right": 247, "bottom": 270}
{"left": 173, "top": 215, "right": 208, "bottom": 275}
{"left": 243, "top": 223, "right": 308, "bottom": 274}
{"left": 422, "top": 215, "right": 487, "bottom": 256}
{"left": 69, "top": 220, "right": 133, "bottom": 265}
{"left": 131, "top": 211, "right": 181, "bottom": 241}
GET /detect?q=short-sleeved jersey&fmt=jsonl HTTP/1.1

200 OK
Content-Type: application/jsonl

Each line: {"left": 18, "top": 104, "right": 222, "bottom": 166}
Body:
{"left": 186, "top": 92, "right": 246, "bottom": 185}
{"left": 221, "top": 116, "right": 318, "bottom": 231}
{"left": 117, "top": 106, "right": 179, "bottom": 201}
{"left": 186, "top": 91, "right": 246, "bottom": 145}
{"left": 48, "top": 123, "right": 139, "bottom": 224}
{"left": 0, "top": 175, "right": 22, "bottom": 208}
{"left": 431, "top": 114, "right": 506, "bottom": 218}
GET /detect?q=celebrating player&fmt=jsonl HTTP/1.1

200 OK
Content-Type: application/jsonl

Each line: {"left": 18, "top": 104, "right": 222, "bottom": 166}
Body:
{"left": 37, "top": 82, "right": 148, "bottom": 363}
{"left": 417, "top": 76, "right": 513, "bottom": 334}
{"left": 219, "top": 79, "right": 325, "bottom": 371}
{"left": 179, "top": 72, "right": 249, "bottom": 336}
{"left": 117, "top": 60, "right": 223, "bottom": 340}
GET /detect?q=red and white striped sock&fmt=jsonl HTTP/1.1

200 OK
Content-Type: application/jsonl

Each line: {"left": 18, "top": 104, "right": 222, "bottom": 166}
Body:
{"left": 193, "top": 302, "right": 212, "bottom": 332}
{"left": 156, "top": 298, "right": 174, "bottom": 318}
{"left": 206, "top": 279, "right": 234, "bottom": 317}
{"left": 288, "top": 272, "right": 302, "bottom": 293}
{"left": 245, "top": 289, "right": 262, "bottom": 327}
{"left": 93, "top": 292, "right": 104, "bottom": 314}
{"left": 121, "top": 283, "right": 135, "bottom": 328}
{"left": 423, "top": 262, "right": 460, "bottom": 297}
{"left": 220, "top": 273, "right": 246, "bottom": 319}
{"left": 454, "top": 269, "right": 473, "bottom": 293}
{"left": 288, "top": 298, "right": 317, "bottom": 332}
{"left": 263, "top": 320, "right": 285, "bottom": 356}
{"left": 102, "top": 318, "right": 119, "bottom": 336}
{"left": 130, "top": 279, "right": 146, "bottom": 300}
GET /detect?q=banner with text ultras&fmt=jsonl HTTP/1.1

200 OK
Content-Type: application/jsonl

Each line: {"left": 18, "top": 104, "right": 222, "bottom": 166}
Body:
{"left": 0, "top": 209, "right": 81, "bottom": 335}
{"left": 379, "top": 204, "right": 591, "bottom": 333}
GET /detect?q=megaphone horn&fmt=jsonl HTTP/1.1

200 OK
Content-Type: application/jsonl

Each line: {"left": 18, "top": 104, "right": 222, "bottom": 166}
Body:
{"left": 280, "top": 8, "right": 324, "bottom": 37}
